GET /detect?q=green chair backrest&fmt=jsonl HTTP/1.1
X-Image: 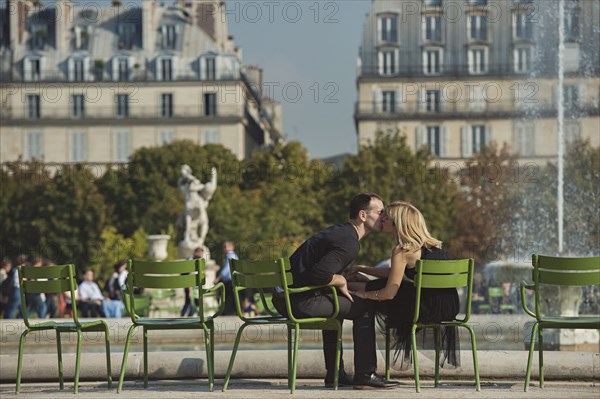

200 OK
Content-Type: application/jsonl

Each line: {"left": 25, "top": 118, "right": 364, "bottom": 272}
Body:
{"left": 532, "top": 255, "right": 600, "bottom": 286}
{"left": 413, "top": 258, "right": 474, "bottom": 323}
{"left": 18, "top": 264, "right": 79, "bottom": 327}
{"left": 230, "top": 258, "right": 291, "bottom": 318}
{"left": 487, "top": 287, "right": 504, "bottom": 298}
{"left": 128, "top": 258, "right": 205, "bottom": 321}
{"left": 531, "top": 254, "right": 600, "bottom": 318}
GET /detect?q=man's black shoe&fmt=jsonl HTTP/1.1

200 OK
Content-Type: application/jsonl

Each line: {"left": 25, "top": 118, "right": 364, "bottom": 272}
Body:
{"left": 324, "top": 371, "right": 354, "bottom": 388}
{"left": 353, "top": 373, "right": 400, "bottom": 390}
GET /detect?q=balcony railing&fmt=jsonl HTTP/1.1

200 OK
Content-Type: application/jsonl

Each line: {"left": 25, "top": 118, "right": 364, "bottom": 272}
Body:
{"left": 3, "top": 104, "right": 245, "bottom": 122}
{"left": 0, "top": 67, "right": 243, "bottom": 83}
{"left": 355, "top": 99, "right": 599, "bottom": 120}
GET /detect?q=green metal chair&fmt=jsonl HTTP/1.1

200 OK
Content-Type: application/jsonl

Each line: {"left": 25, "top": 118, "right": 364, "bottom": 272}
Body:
{"left": 520, "top": 254, "right": 600, "bottom": 392}
{"left": 384, "top": 258, "right": 480, "bottom": 393}
{"left": 16, "top": 264, "right": 112, "bottom": 394}
{"left": 117, "top": 258, "right": 224, "bottom": 393}
{"left": 487, "top": 287, "right": 516, "bottom": 314}
{"left": 222, "top": 257, "right": 342, "bottom": 394}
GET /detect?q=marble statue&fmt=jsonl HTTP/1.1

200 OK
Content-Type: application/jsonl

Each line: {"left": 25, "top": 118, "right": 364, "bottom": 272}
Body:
{"left": 177, "top": 165, "right": 217, "bottom": 250}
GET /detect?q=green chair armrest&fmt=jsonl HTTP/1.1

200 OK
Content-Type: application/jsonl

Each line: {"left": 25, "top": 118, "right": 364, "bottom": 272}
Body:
{"left": 203, "top": 282, "right": 226, "bottom": 318}
{"left": 519, "top": 281, "right": 536, "bottom": 318}
{"left": 402, "top": 275, "right": 415, "bottom": 284}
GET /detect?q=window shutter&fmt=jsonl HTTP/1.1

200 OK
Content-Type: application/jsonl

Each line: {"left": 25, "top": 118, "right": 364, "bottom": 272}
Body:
{"left": 128, "top": 56, "right": 134, "bottom": 80}
{"left": 578, "top": 83, "right": 585, "bottom": 109}
{"left": 112, "top": 57, "right": 119, "bottom": 81}
{"left": 172, "top": 56, "right": 178, "bottom": 80}
{"left": 38, "top": 57, "right": 45, "bottom": 80}
{"left": 416, "top": 126, "right": 426, "bottom": 150}
{"left": 377, "top": 17, "right": 382, "bottom": 42}
{"left": 394, "top": 49, "right": 399, "bottom": 74}
{"left": 197, "top": 56, "right": 204, "bottom": 80}
{"left": 485, "top": 125, "right": 492, "bottom": 146}
{"left": 156, "top": 57, "right": 162, "bottom": 81}
{"left": 395, "top": 89, "right": 402, "bottom": 112}
{"left": 83, "top": 56, "right": 89, "bottom": 81}
{"left": 24, "top": 58, "right": 32, "bottom": 80}
{"left": 378, "top": 51, "right": 384, "bottom": 75}
{"left": 467, "top": 49, "right": 473, "bottom": 74}
{"left": 461, "top": 126, "right": 472, "bottom": 157}
{"left": 373, "top": 87, "right": 383, "bottom": 113}
{"left": 215, "top": 55, "right": 223, "bottom": 80}
{"left": 418, "top": 88, "right": 426, "bottom": 112}
{"left": 440, "top": 126, "right": 448, "bottom": 157}
{"left": 68, "top": 57, "right": 74, "bottom": 81}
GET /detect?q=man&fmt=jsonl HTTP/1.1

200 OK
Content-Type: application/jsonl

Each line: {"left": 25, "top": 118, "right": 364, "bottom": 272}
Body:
{"left": 214, "top": 241, "right": 238, "bottom": 315}
{"left": 272, "top": 193, "right": 399, "bottom": 389}
{"left": 181, "top": 247, "right": 204, "bottom": 316}
{"left": 78, "top": 269, "right": 105, "bottom": 317}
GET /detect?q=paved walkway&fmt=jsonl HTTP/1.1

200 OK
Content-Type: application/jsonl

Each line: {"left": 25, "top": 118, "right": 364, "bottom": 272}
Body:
{"left": 2, "top": 379, "right": 599, "bottom": 399}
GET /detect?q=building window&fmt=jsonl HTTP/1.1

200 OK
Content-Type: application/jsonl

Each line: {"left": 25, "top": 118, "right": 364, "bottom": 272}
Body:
{"left": 205, "top": 57, "right": 216, "bottom": 80}
{"left": 471, "top": 125, "right": 487, "bottom": 153}
{"left": 114, "top": 130, "right": 132, "bottom": 163}
{"left": 468, "top": 47, "right": 488, "bottom": 74}
{"left": 116, "top": 94, "right": 129, "bottom": 118}
{"left": 563, "top": 85, "right": 579, "bottom": 112}
{"left": 423, "top": 48, "right": 442, "bottom": 75}
{"left": 67, "top": 57, "right": 88, "bottom": 82}
{"left": 514, "top": 121, "right": 535, "bottom": 156}
{"left": 514, "top": 47, "right": 531, "bottom": 73}
{"left": 27, "top": 95, "right": 40, "bottom": 118}
{"left": 70, "top": 131, "right": 88, "bottom": 162}
{"left": 158, "top": 129, "right": 176, "bottom": 145}
{"left": 24, "top": 57, "right": 41, "bottom": 81}
{"left": 161, "top": 93, "right": 173, "bottom": 118}
{"left": 161, "top": 25, "right": 178, "bottom": 49}
{"left": 30, "top": 25, "right": 47, "bottom": 50}
{"left": 204, "top": 93, "right": 217, "bottom": 116}
{"left": 470, "top": 85, "right": 487, "bottom": 111}
{"left": 426, "top": 90, "right": 440, "bottom": 112}
{"left": 514, "top": 13, "right": 533, "bottom": 40}
{"left": 424, "top": 0, "right": 442, "bottom": 6}
{"left": 118, "top": 58, "right": 130, "bottom": 81}
{"left": 378, "top": 49, "right": 398, "bottom": 76}
{"left": 469, "top": 15, "right": 487, "bottom": 41}
{"left": 423, "top": 16, "right": 442, "bottom": 42}
{"left": 203, "top": 129, "right": 220, "bottom": 144}
{"left": 74, "top": 25, "right": 89, "bottom": 50}
{"left": 382, "top": 90, "right": 396, "bottom": 113}
{"left": 564, "top": 120, "right": 581, "bottom": 143}
{"left": 156, "top": 57, "right": 174, "bottom": 81}
{"left": 118, "top": 24, "right": 136, "bottom": 49}
{"left": 379, "top": 15, "right": 398, "bottom": 43}
{"left": 427, "top": 126, "right": 441, "bottom": 156}
{"left": 564, "top": 10, "right": 579, "bottom": 42}
{"left": 71, "top": 94, "right": 85, "bottom": 118}
{"left": 469, "top": 0, "right": 487, "bottom": 5}
{"left": 26, "top": 131, "right": 43, "bottom": 160}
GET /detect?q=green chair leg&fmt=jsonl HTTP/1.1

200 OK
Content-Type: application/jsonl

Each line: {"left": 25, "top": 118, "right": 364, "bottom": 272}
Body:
{"left": 333, "top": 324, "right": 342, "bottom": 390}
{"left": 385, "top": 327, "right": 391, "bottom": 381}
{"left": 222, "top": 323, "right": 248, "bottom": 392}
{"left": 15, "top": 329, "right": 30, "bottom": 394}
{"left": 209, "top": 324, "right": 215, "bottom": 392}
{"left": 411, "top": 325, "right": 420, "bottom": 393}
{"left": 287, "top": 325, "right": 292, "bottom": 389}
{"left": 538, "top": 327, "right": 544, "bottom": 388}
{"left": 74, "top": 330, "right": 83, "bottom": 394}
{"left": 56, "top": 330, "right": 64, "bottom": 391}
{"left": 290, "top": 325, "right": 300, "bottom": 394}
{"left": 103, "top": 323, "right": 112, "bottom": 389}
{"left": 524, "top": 322, "right": 538, "bottom": 392}
{"left": 434, "top": 327, "right": 441, "bottom": 388}
{"left": 143, "top": 327, "right": 149, "bottom": 388}
{"left": 117, "top": 324, "right": 137, "bottom": 393}
{"left": 203, "top": 325, "right": 213, "bottom": 392}
{"left": 465, "top": 325, "right": 480, "bottom": 391}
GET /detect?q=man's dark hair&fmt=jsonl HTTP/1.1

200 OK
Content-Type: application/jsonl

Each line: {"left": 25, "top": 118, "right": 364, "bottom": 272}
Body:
{"left": 348, "top": 192, "right": 384, "bottom": 219}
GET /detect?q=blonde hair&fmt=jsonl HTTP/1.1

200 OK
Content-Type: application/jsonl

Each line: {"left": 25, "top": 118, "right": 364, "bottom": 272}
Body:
{"left": 387, "top": 201, "right": 442, "bottom": 251}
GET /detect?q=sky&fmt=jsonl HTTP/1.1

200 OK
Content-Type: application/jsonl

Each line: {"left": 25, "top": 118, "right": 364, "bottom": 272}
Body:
{"left": 224, "top": 0, "right": 373, "bottom": 159}
{"left": 20, "top": 0, "right": 373, "bottom": 159}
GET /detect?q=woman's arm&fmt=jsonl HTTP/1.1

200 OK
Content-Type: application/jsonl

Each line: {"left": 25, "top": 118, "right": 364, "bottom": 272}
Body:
{"left": 355, "top": 247, "right": 417, "bottom": 301}
{"left": 346, "top": 264, "right": 390, "bottom": 279}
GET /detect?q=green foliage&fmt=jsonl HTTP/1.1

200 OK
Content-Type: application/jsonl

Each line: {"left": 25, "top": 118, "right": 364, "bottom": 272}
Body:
{"left": 88, "top": 226, "right": 136, "bottom": 279}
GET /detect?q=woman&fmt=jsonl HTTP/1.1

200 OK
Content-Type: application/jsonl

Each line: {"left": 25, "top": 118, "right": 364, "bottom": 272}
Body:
{"left": 347, "top": 201, "right": 459, "bottom": 369}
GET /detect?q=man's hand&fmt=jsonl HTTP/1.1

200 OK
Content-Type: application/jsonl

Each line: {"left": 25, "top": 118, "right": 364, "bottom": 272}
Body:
{"left": 330, "top": 274, "right": 353, "bottom": 302}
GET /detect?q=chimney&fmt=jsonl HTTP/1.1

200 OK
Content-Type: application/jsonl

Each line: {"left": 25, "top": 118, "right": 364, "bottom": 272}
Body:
{"left": 112, "top": 0, "right": 121, "bottom": 7}
{"left": 55, "top": 0, "right": 72, "bottom": 53}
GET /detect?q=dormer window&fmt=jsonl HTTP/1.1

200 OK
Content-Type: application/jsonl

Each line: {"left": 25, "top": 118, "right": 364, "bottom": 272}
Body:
{"left": 30, "top": 25, "right": 47, "bottom": 50}
{"left": 156, "top": 55, "right": 176, "bottom": 81}
{"left": 69, "top": 56, "right": 89, "bottom": 82}
{"left": 74, "top": 25, "right": 90, "bottom": 50}
{"left": 112, "top": 56, "right": 132, "bottom": 81}
{"left": 468, "top": 15, "right": 487, "bottom": 41}
{"left": 378, "top": 15, "right": 398, "bottom": 43}
{"left": 513, "top": 13, "right": 533, "bottom": 40}
{"left": 118, "top": 24, "right": 136, "bottom": 50}
{"left": 160, "top": 25, "right": 178, "bottom": 50}
{"left": 23, "top": 56, "right": 43, "bottom": 81}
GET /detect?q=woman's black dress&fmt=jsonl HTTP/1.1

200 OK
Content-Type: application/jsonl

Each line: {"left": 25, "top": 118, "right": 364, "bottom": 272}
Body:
{"left": 365, "top": 246, "right": 460, "bottom": 369}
